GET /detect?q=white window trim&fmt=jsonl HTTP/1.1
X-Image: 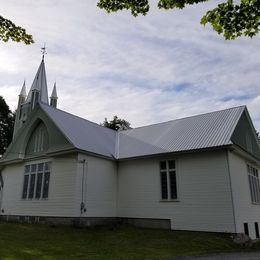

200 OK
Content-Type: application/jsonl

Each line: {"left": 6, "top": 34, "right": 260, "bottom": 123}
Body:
{"left": 22, "top": 162, "right": 51, "bottom": 200}
{"left": 159, "top": 159, "right": 179, "bottom": 202}
{"left": 247, "top": 163, "right": 260, "bottom": 205}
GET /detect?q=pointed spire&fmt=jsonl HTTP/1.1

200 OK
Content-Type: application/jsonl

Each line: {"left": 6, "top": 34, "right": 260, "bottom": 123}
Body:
{"left": 19, "top": 80, "right": 27, "bottom": 97}
{"left": 50, "top": 82, "right": 58, "bottom": 108}
{"left": 51, "top": 82, "right": 58, "bottom": 98}
{"left": 26, "top": 59, "right": 49, "bottom": 104}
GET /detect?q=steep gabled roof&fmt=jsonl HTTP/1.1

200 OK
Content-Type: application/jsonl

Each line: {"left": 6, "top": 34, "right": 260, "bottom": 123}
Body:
{"left": 40, "top": 103, "right": 116, "bottom": 158}
{"left": 40, "top": 104, "right": 247, "bottom": 160}
{"left": 118, "top": 106, "right": 245, "bottom": 159}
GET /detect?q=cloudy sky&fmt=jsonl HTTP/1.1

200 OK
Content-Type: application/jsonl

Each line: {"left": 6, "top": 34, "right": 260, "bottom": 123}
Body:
{"left": 1, "top": 0, "right": 260, "bottom": 130}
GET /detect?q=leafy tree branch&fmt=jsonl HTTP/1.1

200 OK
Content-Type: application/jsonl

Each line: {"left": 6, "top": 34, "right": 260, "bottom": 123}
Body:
{"left": 97, "top": 0, "right": 260, "bottom": 40}
{"left": 0, "top": 15, "right": 34, "bottom": 44}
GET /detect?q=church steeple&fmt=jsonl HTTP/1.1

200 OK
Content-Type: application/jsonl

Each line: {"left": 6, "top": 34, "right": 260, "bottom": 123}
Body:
{"left": 50, "top": 82, "right": 58, "bottom": 108}
{"left": 13, "top": 81, "right": 27, "bottom": 139}
{"left": 13, "top": 51, "right": 59, "bottom": 139}
{"left": 25, "top": 59, "right": 49, "bottom": 105}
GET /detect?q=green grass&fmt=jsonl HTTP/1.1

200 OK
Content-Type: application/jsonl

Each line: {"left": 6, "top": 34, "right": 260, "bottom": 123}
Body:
{"left": 0, "top": 221, "right": 259, "bottom": 260}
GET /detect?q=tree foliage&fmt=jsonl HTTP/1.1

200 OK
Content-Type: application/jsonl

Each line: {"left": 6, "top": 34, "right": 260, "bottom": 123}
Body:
{"left": 0, "top": 96, "right": 15, "bottom": 155}
{"left": 102, "top": 116, "right": 131, "bottom": 130}
{"left": 97, "top": 0, "right": 260, "bottom": 40}
{"left": 0, "top": 15, "right": 34, "bottom": 44}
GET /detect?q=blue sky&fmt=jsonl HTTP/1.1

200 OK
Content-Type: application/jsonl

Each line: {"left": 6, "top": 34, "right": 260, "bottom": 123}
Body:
{"left": 0, "top": 0, "right": 260, "bottom": 130}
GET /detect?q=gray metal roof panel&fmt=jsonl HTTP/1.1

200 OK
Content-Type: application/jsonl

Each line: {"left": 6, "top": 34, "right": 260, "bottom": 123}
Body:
{"left": 40, "top": 104, "right": 245, "bottom": 159}
{"left": 40, "top": 103, "right": 116, "bottom": 158}
{"left": 117, "top": 106, "right": 245, "bottom": 159}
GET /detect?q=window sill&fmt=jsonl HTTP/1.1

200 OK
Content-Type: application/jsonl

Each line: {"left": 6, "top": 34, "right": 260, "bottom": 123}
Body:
{"left": 160, "top": 199, "right": 180, "bottom": 202}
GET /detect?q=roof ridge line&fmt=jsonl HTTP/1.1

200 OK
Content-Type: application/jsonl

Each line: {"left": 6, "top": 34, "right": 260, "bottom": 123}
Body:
{"left": 122, "top": 105, "right": 246, "bottom": 132}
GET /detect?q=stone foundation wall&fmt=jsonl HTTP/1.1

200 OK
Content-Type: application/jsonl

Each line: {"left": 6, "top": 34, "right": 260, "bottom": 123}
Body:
{"left": 0, "top": 215, "right": 170, "bottom": 229}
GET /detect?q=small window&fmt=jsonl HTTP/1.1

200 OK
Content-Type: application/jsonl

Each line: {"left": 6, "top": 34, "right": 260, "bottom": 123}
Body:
{"left": 160, "top": 160, "right": 178, "bottom": 200}
{"left": 244, "top": 222, "right": 249, "bottom": 236}
{"left": 255, "top": 222, "right": 259, "bottom": 238}
{"left": 38, "top": 163, "right": 44, "bottom": 172}
{"left": 247, "top": 164, "right": 260, "bottom": 204}
{"left": 22, "top": 162, "right": 51, "bottom": 200}
{"left": 31, "top": 164, "right": 37, "bottom": 172}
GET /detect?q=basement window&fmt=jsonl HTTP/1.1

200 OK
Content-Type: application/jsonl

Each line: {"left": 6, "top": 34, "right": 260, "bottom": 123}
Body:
{"left": 160, "top": 160, "right": 178, "bottom": 200}
{"left": 247, "top": 164, "right": 260, "bottom": 204}
{"left": 22, "top": 162, "right": 51, "bottom": 200}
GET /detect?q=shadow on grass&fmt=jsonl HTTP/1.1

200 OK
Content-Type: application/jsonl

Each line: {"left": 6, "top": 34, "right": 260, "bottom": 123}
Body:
{"left": 0, "top": 221, "right": 254, "bottom": 260}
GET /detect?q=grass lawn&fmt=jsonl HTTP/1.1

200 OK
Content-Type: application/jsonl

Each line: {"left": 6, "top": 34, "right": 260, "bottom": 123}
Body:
{"left": 0, "top": 221, "right": 259, "bottom": 259}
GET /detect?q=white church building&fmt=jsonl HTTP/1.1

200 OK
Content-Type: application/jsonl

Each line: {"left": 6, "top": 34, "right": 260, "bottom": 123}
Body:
{"left": 1, "top": 57, "right": 260, "bottom": 239}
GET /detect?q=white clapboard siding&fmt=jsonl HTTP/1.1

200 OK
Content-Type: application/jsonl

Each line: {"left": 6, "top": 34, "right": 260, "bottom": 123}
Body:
{"left": 228, "top": 151, "right": 260, "bottom": 239}
{"left": 75, "top": 154, "right": 117, "bottom": 217}
{"left": 117, "top": 150, "right": 235, "bottom": 233}
{"left": 1, "top": 155, "right": 79, "bottom": 217}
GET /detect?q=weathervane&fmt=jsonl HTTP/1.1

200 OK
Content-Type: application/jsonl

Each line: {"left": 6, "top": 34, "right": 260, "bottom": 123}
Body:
{"left": 41, "top": 43, "right": 47, "bottom": 60}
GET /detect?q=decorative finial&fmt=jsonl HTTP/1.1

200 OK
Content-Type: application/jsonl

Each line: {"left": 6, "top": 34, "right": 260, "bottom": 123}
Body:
{"left": 41, "top": 43, "right": 47, "bottom": 60}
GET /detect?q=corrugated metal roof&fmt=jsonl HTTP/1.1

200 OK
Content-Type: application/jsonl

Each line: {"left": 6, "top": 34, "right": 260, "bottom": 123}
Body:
{"left": 117, "top": 106, "right": 245, "bottom": 159}
{"left": 40, "top": 104, "right": 116, "bottom": 158}
{"left": 41, "top": 104, "right": 245, "bottom": 159}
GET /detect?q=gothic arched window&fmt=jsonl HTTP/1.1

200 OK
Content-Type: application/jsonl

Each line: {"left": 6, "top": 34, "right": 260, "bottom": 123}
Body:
{"left": 26, "top": 122, "right": 49, "bottom": 155}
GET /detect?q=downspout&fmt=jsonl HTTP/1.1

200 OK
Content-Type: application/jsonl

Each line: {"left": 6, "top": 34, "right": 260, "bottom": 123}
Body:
{"left": 80, "top": 159, "right": 87, "bottom": 216}
{"left": 226, "top": 149, "right": 237, "bottom": 234}
{"left": 115, "top": 131, "right": 119, "bottom": 219}
{"left": 78, "top": 159, "right": 87, "bottom": 217}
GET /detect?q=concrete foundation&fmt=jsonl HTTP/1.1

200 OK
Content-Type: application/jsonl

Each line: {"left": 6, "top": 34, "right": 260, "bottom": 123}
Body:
{"left": 0, "top": 215, "right": 171, "bottom": 229}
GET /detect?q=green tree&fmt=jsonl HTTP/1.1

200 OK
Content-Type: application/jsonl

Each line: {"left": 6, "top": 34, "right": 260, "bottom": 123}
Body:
{"left": 102, "top": 116, "right": 131, "bottom": 130}
{"left": 97, "top": 0, "right": 260, "bottom": 40}
{"left": 0, "top": 15, "right": 33, "bottom": 44}
{"left": 0, "top": 96, "right": 15, "bottom": 155}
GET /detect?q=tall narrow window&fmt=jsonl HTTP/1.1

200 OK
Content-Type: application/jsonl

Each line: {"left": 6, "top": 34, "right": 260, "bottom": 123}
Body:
{"left": 244, "top": 222, "right": 249, "bottom": 236}
{"left": 22, "top": 175, "right": 29, "bottom": 199}
{"left": 35, "top": 173, "right": 43, "bottom": 199}
{"left": 255, "top": 222, "right": 259, "bottom": 239}
{"left": 247, "top": 164, "right": 260, "bottom": 204}
{"left": 28, "top": 174, "right": 36, "bottom": 199}
{"left": 160, "top": 160, "right": 178, "bottom": 200}
{"left": 22, "top": 162, "right": 51, "bottom": 200}
{"left": 42, "top": 172, "right": 50, "bottom": 199}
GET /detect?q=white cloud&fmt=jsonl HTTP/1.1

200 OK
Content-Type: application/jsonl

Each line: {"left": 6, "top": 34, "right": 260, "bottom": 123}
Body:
{"left": 0, "top": 0, "right": 260, "bottom": 131}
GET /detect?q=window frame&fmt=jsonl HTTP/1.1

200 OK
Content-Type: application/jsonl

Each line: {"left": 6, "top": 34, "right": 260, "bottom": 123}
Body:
{"left": 159, "top": 159, "right": 179, "bottom": 202}
{"left": 22, "top": 162, "right": 51, "bottom": 200}
{"left": 247, "top": 164, "right": 260, "bottom": 205}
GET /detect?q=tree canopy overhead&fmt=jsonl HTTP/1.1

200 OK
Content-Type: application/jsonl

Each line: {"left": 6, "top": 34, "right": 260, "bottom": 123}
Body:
{"left": 0, "top": 15, "right": 34, "bottom": 44}
{"left": 97, "top": 0, "right": 260, "bottom": 40}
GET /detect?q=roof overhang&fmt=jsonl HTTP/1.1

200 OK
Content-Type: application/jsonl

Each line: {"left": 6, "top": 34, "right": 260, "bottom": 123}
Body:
{"left": 231, "top": 144, "right": 260, "bottom": 166}
{"left": 117, "top": 145, "right": 233, "bottom": 161}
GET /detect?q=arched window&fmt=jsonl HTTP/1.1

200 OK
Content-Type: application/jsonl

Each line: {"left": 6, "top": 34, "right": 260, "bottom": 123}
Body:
{"left": 26, "top": 122, "right": 49, "bottom": 155}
